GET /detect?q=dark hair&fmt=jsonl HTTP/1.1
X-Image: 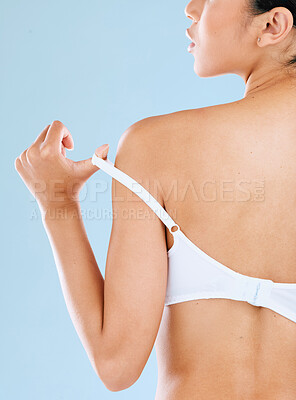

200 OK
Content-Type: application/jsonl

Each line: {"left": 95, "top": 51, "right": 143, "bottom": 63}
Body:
{"left": 247, "top": 0, "right": 296, "bottom": 66}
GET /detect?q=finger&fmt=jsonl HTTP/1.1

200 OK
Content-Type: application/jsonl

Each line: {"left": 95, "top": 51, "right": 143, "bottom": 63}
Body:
{"left": 74, "top": 144, "right": 109, "bottom": 180}
{"left": 34, "top": 125, "right": 51, "bottom": 146}
{"left": 95, "top": 144, "right": 109, "bottom": 159}
{"left": 62, "top": 131, "right": 74, "bottom": 150}
{"left": 61, "top": 143, "right": 66, "bottom": 157}
{"left": 20, "top": 149, "right": 28, "bottom": 165}
{"left": 44, "top": 120, "right": 74, "bottom": 152}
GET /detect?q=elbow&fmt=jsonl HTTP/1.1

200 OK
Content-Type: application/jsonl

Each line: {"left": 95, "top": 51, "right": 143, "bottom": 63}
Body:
{"left": 94, "top": 355, "right": 141, "bottom": 392}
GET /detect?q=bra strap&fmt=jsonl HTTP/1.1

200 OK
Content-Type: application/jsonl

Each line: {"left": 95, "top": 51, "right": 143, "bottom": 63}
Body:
{"left": 91, "top": 153, "right": 180, "bottom": 232}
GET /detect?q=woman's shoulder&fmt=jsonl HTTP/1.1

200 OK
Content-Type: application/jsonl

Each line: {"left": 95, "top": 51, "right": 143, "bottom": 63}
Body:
{"left": 129, "top": 101, "right": 246, "bottom": 147}
{"left": 122, "top": 104, "right": 226, "bottom": 135}
{"left": 115, "top": 100, "right": 246, "bottom": 175}
{"left": 140, "top": 101, "right": 245, "bottom": 133}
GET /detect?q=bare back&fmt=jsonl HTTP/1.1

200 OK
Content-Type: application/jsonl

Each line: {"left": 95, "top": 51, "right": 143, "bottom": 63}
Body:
{"left": 154, "top": 84, "right": 296, "bottom": 399}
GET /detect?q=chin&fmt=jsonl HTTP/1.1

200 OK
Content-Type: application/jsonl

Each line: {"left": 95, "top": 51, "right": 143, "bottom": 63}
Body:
{"left": 193, "top": 63, "right": 213, "bottom": 78}
{"left": 193, "top": 61, "right": 225, "bottom": 78}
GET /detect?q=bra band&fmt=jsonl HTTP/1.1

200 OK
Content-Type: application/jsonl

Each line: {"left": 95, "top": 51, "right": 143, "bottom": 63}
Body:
{"left": 91, "top": 153, "right": 180, "bottom": 232}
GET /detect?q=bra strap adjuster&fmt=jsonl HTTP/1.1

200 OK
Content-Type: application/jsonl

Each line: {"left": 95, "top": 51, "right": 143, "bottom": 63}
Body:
{"left": 169, "top": 224, "right": 180, "bottom": 234}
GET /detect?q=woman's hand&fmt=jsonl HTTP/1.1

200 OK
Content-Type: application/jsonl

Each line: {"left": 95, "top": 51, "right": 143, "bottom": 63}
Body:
{"left": 14, "top": 120, "right": 109, "bottom": 215}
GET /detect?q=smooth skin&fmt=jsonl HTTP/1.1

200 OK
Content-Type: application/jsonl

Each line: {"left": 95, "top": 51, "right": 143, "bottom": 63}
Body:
{"left": 15, "top": 0, "right": 296, "bottom": 398}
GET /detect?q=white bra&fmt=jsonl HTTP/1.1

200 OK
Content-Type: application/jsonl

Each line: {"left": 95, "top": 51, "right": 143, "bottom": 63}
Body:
{"left": 92, "top": 153, "right": 296, "bottom": 324}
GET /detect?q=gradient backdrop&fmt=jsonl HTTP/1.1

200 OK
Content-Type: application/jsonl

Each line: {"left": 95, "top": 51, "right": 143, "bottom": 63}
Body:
{"left": 1, "top": 0, "right": 245, "bottom": 399}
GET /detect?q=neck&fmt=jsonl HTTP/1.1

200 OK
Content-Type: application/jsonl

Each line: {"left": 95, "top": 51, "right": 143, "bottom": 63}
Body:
{"left": 243, "top": 63, "right": 296, "bottom": 98}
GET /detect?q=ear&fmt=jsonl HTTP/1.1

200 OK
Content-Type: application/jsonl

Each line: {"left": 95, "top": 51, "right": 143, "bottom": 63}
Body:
{"left": 260, "top": 7, "right": 294, "bottom": 45}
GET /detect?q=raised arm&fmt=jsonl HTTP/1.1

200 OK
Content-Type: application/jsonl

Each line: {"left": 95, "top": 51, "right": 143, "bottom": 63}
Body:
{"left": 14, "top": 119, "right": 169, "bottom": 392}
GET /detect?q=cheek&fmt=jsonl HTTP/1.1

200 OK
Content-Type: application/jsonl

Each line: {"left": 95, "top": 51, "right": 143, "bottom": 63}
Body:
{"left": 198, "top": 11, "right": 242, "bottom": 62}
{"left": 194, "top": 15, "right": 245, "bottom": 76}
{"left": 200, "top": 10, "right": 228, "bottom": 47}
{"left": 200, "top": 3, "right": 244, "bottom": 47}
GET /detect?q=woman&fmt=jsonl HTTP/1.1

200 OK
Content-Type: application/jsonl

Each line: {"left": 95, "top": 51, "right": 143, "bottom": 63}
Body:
{"left": 15, "top": 0, "right": 296, "bottom": 398}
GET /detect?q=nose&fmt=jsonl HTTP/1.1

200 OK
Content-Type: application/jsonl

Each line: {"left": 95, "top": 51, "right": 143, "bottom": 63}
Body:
{"left": 184, "top": 1, "right": 198, "bottom": 22}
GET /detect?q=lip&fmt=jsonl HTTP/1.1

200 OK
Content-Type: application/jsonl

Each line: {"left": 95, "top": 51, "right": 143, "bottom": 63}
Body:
{"left": 186, "top": 28, "right": 195, "bottom": 44}
{"left": 187, "top": 42, "right": 196, "bottom": 52}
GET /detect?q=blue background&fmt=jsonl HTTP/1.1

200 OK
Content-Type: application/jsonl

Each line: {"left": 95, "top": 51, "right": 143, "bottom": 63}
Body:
{"left": 1, "top": 0, "right": 245, "bottom": 398}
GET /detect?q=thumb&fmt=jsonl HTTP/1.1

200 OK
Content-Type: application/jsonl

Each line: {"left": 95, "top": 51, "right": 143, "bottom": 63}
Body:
{"left": 74, "top": 144, "right": 109, "bottom": 180}
{"left": 95, "top": 143, "right": 110, "bottom": 160}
